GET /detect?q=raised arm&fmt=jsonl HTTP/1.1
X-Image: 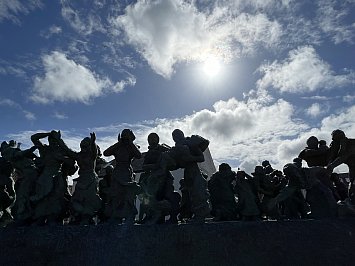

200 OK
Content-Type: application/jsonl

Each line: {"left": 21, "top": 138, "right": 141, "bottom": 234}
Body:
{"left": 90, "top": 132, "right": 98, "bottom": 159}
{"left": 103, "top": 142, "right": 119, "bottom": 157}
{"left": 31, "top": 132, "right": 51, "bottom": 147}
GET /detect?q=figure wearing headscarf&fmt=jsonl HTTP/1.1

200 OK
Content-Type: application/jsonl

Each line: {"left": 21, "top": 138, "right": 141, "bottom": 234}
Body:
{"left": 103, "top": 129, "right": 142, "bottom": 224}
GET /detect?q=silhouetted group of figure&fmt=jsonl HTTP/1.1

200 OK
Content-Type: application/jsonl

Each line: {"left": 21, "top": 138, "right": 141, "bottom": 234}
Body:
{"left": 0, "top": 128, "right": 354, "bottom": 227}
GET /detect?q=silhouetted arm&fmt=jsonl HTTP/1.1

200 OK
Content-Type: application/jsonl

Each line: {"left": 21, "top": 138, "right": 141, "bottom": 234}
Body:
{"left": 31, "top": 132, "right": 51, "bottom": 147}
{"left": 103, "top": 143, "right": 119, "bottom": 157}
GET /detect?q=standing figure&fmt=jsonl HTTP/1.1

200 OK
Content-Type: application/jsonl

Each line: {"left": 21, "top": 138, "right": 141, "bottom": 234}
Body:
{"left": 140, "top": 133, "right": 180, "bottom": 224}
{"left": 30, "top": 131, "right": 68, "bottom": 225}
{"left": 208, "top": 163, "right": 238, "bottom": 221}
{"left": 235, "top": 170, "right": 261, "bottom": 221}
{"left": 0, "top": 141, "right": 38, "bottom": 225}
{"left": 55, "top": 132, "right": 102, "bottom": 225}
{"left": 327, "top": 129, "right": 355, "bottom": 204}
{"left": 170, "top": 129, "right": 210, "bottom": 223}
{"left": 103, "top": 129, "right": 142, "bottom": 224}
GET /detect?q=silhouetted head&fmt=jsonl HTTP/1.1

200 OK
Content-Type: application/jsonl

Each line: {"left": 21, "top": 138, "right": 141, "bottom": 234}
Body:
{"left": 331, "top": 129, "right": 346, "bottom": 142}
{"left": 219, "top": 163, "right": 231, "bottom": 172}
{"left": 318, "top": 140, "right": 327, "bottom": 146}
{"left": 0, "top": 141, "right": 9, "bottom": 152}
{"left": 283, "top": 163, "right": 302, "bottom": 180}
{"left": 120, "top": 129, "right": 135, "bottom": 142}
{"left": 306, "top": 136, "right": 319, "bottom": 149}
{"left": 172, "top": 129, "right": 185, "bottom": 143}
{"left": 8, "top": 140, "right": 17, "bottom": 147}
{"left": 148, "top": 133, "right": 159, "bottom": 146}
{"left": 80, "top": 137, "right": 91, "bottom": 151}
{"left": 252, "top": 165, "right": 264, "bottom": 176}
{"left": 262, "top": 160, "right": 270, "bottom": 167}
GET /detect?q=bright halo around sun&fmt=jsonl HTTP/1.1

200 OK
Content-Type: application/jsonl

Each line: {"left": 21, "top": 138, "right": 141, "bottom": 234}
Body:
{"left": 202, "top": 56, "right": 222, "bottom": 78}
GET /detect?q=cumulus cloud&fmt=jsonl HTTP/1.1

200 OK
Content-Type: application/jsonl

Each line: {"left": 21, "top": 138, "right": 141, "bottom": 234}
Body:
{"left": 257, "top": 46, "right": 355, "bottom": 93}
{"left": 114, "top": 0, "right": 282, "bottom": 78}
{"left": 89, "top": 96, "right": 309, "bottom": 173}
{"left": 305, "top": 103, "right": 328, "bottom": 118}
{"left": 0, "top": 0, "right": 42, "bottom": 24}
{"left": 31, "top": 51, "right": 135, "bottom": 104}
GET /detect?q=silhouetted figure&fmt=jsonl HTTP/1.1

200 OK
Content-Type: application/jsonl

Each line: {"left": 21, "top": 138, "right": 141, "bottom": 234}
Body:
{"left": 1, "top": 141, "right": 38, "bottom": 225}
{"left": 103, "top": 129, "right": 141, "bottom": 224}
{"left": 169, "top": 129, "right": 210, "bottom": 223}
{"left": 30, "top": 131, "right": 69, "bottom": 225}
{"left": 55, "top": 132, "right": 102, "bottom": 225}
{"left": 280, "top": 159, "right": 309, "bottom": 219}
{"left": 208, "top": 163, "right": 238, "bottom": 221}
{"left": 140, "top": 133, "right": 180, "bottom": 224}
{"left": 262, "top": 160, "right": 274, "bottom": 175}
{"left": 299, "top": 136, "right": 329, "bottom": 167}
{"left": 235, "top": 170, "right": 260, "bottom": 221}
{"left": 253, "top": 166, "right": 283, "bottom": 220}
{"left": 327, "top": 129, "right": 355, "bottom": 204}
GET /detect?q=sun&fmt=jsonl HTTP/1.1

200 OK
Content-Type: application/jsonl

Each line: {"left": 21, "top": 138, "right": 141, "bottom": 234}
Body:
{"left": 202, "top": 56, "right": 222, "bottom": 78}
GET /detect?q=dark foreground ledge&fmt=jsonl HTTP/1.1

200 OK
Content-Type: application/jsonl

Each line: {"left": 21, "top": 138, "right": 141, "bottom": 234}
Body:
{"left": 1, "top": 219, "right": 354, "bottom": 266}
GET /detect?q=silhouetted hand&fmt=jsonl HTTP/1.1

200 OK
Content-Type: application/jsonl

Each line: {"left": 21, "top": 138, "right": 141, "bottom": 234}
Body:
{"left": 90, "top": 132, "right": 96, "bottom": 142}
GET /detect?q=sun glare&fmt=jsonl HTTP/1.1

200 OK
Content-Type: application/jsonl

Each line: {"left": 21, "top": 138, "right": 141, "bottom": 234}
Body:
{"left": 202, "top": 56, "right": 222, "bottom": 78}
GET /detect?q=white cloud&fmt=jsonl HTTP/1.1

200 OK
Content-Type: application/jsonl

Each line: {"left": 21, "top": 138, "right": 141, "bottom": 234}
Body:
{"left": 61, "top": 1, "right": 106, "bottom": 35}
{"left": 91, "top": 96, "right": 308, "bottom": 173}
{"left": 343, "top": 95, "right": 355, "bottom": 103}
{"left": 23, "top": 110, "right": 36, "bottom": 121}
{"left": 31, "top": 51, "right": 135, "bottom": 104}
{"left": 0, "top": 98, "right": 20, "bottom": 108}
{"left": 53, "top": 112, "right": 68, "bottom": 120}
{"left": 257, "top": 46, "right": 355, "bottom": 93}
{"left": 112, "top": 76, "right": 136, "bottom": 92}
{"left": 40, "top": 25, "right": 62, "bottom": 39}
{"left": 305, "top": 103, "right": 327, "bottom": 118}
{"left": 114, "top": 0, "right": 282, "bottom": 78}
{"left": 0, "top": 0, "right": 42, "bottom": 24}
{"left": 0, "top": 98, "right": 36, "bottom": 121}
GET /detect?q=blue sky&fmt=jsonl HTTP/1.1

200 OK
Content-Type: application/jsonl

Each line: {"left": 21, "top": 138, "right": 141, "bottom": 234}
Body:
{"left": 0, "top": 0, "right": 354, "bottom": 173}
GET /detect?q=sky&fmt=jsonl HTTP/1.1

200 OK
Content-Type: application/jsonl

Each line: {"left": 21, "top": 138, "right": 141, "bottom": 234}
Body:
{"left": 0, "top": 0, "right": 354, "bottom": 174}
